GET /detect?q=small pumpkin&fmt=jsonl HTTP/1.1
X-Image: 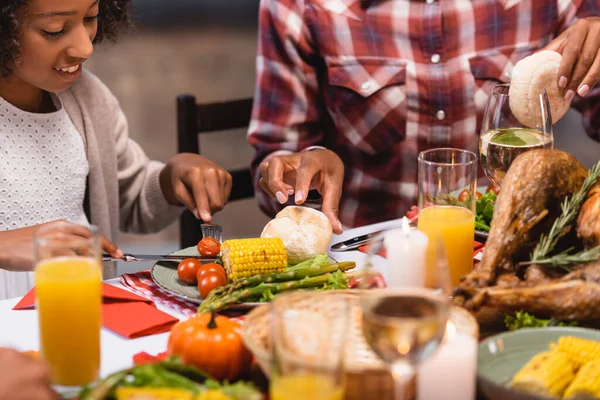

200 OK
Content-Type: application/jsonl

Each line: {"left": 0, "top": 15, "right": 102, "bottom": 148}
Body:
{"left": 167, "top": 312, "right": 252, "bottom": 381}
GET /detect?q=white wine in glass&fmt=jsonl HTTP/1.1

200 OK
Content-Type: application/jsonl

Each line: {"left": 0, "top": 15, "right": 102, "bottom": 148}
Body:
{"left": 480, "top": 83, "right": 553, "bottom": 188}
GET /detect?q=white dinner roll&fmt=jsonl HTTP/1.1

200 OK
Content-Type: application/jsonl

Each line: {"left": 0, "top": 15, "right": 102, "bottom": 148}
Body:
{"left": 509, "top": 50, "right": 570, "bottom": 127}
{"left": 260, "top": 206, "right": 333, "bottom": 265}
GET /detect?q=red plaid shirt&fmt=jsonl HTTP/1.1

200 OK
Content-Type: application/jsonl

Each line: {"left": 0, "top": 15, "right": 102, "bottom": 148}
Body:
{"left": 248, "top": 0, "right": 600, "bottom": 228}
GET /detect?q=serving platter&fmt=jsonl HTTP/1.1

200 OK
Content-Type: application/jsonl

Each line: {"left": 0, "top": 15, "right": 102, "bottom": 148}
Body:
{"left": 477, "top": 327, "right": 600, "bottom": 400}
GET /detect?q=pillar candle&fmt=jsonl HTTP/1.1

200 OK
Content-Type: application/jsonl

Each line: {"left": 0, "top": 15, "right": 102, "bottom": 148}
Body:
{"left": 383, "top": 217, "right": 429, "bottom": 288}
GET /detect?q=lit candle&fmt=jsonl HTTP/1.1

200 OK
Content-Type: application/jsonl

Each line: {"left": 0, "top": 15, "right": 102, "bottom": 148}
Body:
{"left": 383, "top": 217, "right": 429, "bottom": 288}
{"left": 417, "top": 307, "right": 478, "bottom": 400}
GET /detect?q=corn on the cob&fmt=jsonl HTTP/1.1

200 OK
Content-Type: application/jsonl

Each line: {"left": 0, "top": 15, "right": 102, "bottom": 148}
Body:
{"left": 221, "top": 238, "right": 287, "bottom": 280}
{"left": 551, "top": 336, "right": 600, "bottom": 368}
{"left": 511, "top": 351, "right": 575, "bottom": 397}
{"left": 564, "top": 360, "right": 600, "bottom": 399}
{"left": 115, "top": 387, "right": 194, "bottom": 400}
{"left": 196, "top": 389, "right": 233, "bottom": 400}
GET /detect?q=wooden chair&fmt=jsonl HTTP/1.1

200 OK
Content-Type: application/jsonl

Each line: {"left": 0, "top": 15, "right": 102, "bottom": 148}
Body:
{"left": 177, "top": 94, "right": 255, "bottom": 249}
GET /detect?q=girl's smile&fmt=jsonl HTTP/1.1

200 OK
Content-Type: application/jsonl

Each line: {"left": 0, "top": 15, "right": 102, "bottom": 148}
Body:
{"left": 53, "top": 63, "right": 84, "bottom": 81}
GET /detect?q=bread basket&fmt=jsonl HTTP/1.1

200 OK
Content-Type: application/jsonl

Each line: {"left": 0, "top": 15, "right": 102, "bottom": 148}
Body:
{"left": 241, "top": 290, "right": 414, "bottom": 400}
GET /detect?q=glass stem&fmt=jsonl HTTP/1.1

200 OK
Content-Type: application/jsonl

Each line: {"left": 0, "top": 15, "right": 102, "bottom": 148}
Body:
{"left": 391, "top": 362, "right": 414, "bottom": 400}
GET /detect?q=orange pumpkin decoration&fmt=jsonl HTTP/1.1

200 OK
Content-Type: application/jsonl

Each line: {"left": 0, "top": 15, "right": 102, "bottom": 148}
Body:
{"left": 167, "top": 313, "right": 252, "bottom": 381}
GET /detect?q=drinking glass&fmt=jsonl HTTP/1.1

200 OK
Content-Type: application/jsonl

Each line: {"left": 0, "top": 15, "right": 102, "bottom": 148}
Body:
{"left": 480, "top": 83, "right": 554, "bottom": 188}
{"left": 360, "top": 227, "right": 452, "bottom": 400}
{"left": 418, "top": 148, "right": 477, "bottom": 287}
{"left": 34, "top": 222, "right": 102, "bottom": 393}
{"left": 269, "top": 291, "right": 348, "bottom": 400}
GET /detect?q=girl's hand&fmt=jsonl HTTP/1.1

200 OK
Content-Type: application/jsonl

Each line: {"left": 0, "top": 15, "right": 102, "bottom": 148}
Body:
{"left": 159, "top": 154, "right": 232, "bottom": 222}
{"left": 0, "top": 348, "right": 58, "bottom": 400}
{"left": 545, "top": 17, "right": 600, "bottom": 100}
{"left": 258, "top": 148, "right": 345, "bottom": 234}
{"left": 0, "top": 220, "right": 122, "bottom": 272}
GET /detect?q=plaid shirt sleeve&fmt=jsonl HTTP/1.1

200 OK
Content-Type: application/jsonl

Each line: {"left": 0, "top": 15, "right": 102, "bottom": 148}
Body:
{"left": 247, "top": 0, "right": 327, "bottom": 217}
{"left": 563, "top": 0, "right": 600, "bottom": 141}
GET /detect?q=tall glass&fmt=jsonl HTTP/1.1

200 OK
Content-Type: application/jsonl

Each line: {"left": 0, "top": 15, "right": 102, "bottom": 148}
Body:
{"left": 418, "top": 148, "right": 477, "bottom": 287}
{"left": 270, "top": 291, "right": 348, "bottom": 400}
{"left": 480, "top": 83, "right": 553, "bottom": 188}
{"left": 360, "top": 230, "right": 452, "bottom": 400}
{"left": 34, "top": 222, "right": 102, "bottom": 391}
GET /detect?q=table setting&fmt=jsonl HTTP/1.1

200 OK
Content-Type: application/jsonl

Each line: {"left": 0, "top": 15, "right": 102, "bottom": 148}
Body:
{"left": 1, "top": 53, "right": 600, "bottom": 400}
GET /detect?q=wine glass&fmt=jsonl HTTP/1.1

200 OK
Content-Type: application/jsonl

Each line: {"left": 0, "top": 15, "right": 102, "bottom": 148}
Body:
{"left": 360, "top": 227, "right": 452, "bottom": 400}
{"left": 480, "top": 83, "right": 553, "bottom": 189}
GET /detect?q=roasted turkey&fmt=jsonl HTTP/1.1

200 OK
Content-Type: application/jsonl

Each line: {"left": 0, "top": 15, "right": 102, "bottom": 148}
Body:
{"left": 454, "top": 149, "right": 600, "bottom": 322}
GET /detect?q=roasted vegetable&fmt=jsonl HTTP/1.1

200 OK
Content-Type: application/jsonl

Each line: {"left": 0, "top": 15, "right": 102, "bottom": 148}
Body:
{"left": 563, "top": 360, "right": 600, "bottom": 399}
{"left": 551, "top": 336, "right": 600, "bottom": 368}
{"left": 198, "top": 265, "right": 354, "bottom": 313}
{"left": 221, "top": 238, "right": 287, "bottom": 280}
{"left": 511, "top": 351, "right": 575, "bottom": 397}
{"left": 167, "top": 313, "right": 252, "bottom": 381}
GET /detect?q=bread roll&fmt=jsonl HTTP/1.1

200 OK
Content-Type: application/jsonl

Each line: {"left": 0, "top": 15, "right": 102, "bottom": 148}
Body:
{"left": 509, "top": 50, "right": 570, "bottom": 126}
{"left": 260, "top": 206, "right": 333, "bottom": 265}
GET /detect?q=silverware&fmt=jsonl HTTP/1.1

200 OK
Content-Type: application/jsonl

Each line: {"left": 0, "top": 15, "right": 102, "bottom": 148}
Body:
{"left": 201, "top": 224, "right": 223, "bottom": 242}
{"left": 329, "top": 223, "right": 417, "bottom": 252}
{"left": 329, "top": 231, "right": 386, "bottom": 252}
{"left": 102, "top": 253, "right": 220, "bottom": 263}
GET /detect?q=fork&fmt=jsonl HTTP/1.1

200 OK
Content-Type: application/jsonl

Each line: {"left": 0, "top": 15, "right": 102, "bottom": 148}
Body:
{"left": 201, "top": 224, "right": 223, "bottom": 242}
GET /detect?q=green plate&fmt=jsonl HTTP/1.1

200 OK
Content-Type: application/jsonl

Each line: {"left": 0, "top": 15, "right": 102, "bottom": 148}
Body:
{"left": 151, "top": 247, "right": 338, "bottom": 308}
{"left": 477, "top": 327, "right": 600, "bottom": 400}
{"left": 151, "top": 246, "right": 225, "bottom": 305}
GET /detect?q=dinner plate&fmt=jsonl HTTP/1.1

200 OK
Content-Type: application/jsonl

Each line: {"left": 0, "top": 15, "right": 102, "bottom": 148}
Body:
{"left": 151, "top": 247, "right": 338, "bottom": 308}
{"left": 477, "top": 327, "right": 600, "bottom": 400}
{"left": 151, "top": 246, "right": 261, "bottom": 308}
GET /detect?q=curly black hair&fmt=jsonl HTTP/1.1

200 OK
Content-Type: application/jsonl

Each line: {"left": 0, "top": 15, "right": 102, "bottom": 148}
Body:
{"left": 0, "top": 0, "right": 131, "bottom": 78}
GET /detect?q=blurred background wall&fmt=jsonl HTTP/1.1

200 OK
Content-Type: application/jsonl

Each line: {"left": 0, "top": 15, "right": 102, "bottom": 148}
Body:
{"left": 87, "top": 0, "right": 269, "bottom": 274}
{"left": 86, "top": 0, "right": 600, "bottom": 274}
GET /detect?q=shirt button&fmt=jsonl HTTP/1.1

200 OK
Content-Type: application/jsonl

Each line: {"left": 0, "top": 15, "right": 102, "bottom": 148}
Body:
{"left": 361, "top": 81, "right": 373, "bottom": 91}
{"left": 436, "top": 110, "right": 446, "bottom": 121}
{"left": 431, "top": 53, "right": 440, "bottom": 64}
{"left": 426, "top": 0, "right": 435, "bottom": 4}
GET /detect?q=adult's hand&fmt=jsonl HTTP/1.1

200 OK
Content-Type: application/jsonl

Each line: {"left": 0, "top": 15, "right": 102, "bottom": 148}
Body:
{"left": 258, "top": 149, "right": 344, "bottom": 234}
{"left": 0, "top": 348, "right": 58, "bottom": 400}
{"left": 0, "top": 220, "right": 121, "bottom": 272}
{"left": 160, "top": 153, "right": 232, "bottom": 222}
{"left": 545, "top": 17, "right": 600, "bottom": 100}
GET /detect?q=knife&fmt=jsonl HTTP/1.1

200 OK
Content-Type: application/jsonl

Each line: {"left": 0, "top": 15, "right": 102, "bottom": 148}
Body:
{"left": 102, "top": 253, "right": 220, "bottom": 263}
{"left": 329, "top": 224, "right": 417, "bottom": 252}
{"left": 329, "top": 231, "right": 386, "bottom": 252}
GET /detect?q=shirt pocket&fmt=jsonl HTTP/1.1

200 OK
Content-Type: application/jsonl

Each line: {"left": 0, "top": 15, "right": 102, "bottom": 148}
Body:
{"left": 324, "top": 59, "right": 407, "bottom": 155}
{"left": 468, "top": 44, "right": 540, "bottom": 113}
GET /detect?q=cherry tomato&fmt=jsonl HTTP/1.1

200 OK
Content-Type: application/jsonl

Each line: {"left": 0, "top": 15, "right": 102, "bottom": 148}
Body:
{"left": 486, "top": 184, "right": 500, "bottom": 195}
{"left": 457, "top": 189, "right": 470, "bottom": 202}
{"left": 177, "top": 258, "right": 203, "bottom": 285}
{"left": 475, "top": 191, "right": 483, "bottom": 200}
{"left": 198, "top": 271, "right": 227, "bottom": 298}
{"left": 197, "top": 263, "right": 227, "bottom": 282}
{"left": 197, "top": 237, "right": 221, "bottom": 257}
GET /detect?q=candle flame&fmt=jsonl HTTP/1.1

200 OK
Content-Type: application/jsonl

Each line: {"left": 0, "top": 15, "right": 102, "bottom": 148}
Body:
{"left": 402, "top": 216, "right": 410, "bottom": 234}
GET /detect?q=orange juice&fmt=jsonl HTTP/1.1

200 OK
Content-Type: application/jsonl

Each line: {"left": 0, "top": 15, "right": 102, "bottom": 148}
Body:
{"left": 36, "top": 257, "right": 102, "bottom": 386}
{"left": 418, "top": 206, "right": 475, "bottom": 286}
{"left": 271, "top": 374, "right": 344, "bottom": 400}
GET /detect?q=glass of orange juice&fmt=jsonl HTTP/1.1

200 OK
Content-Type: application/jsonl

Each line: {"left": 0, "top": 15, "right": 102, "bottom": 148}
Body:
{"left": 417, "top": 148, "right": 477, "bottom": 287}
{"left": 269, "top": 291, "right": 348, "bottom": 400}
{"left": 34, "top": 222, "right": 102, "bottom": 392}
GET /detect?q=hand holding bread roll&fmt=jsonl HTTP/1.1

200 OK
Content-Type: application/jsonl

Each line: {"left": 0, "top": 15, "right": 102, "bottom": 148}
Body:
{"left": 261, "top": 206, "right": 333, "bottom": 264}
{"left": 509, "top": 50, "right": 571, "bottom": 127}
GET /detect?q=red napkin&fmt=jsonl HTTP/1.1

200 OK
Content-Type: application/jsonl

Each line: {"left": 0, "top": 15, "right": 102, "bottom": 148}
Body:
{"left": 13, "top": 283, "right": 179, "bottom": 339}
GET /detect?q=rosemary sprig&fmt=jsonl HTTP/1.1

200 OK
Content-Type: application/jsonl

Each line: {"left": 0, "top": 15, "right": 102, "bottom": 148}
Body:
{"left": 521, "top": 245, "right": 600, "bottom": 270}
{"left": 530, "top": 161, "right": 600, "bottom": 262}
